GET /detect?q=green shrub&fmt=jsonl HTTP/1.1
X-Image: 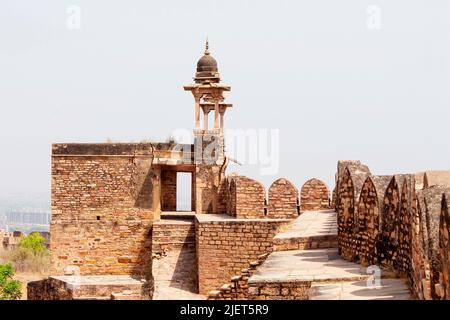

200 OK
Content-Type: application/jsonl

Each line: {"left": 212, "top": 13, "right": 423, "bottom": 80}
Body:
{"left": 0, "top": 263, "right": 22, "bottom": 300}
{"left": 19, "top": 233, "right": 46, "bottom": 253}
{"left": 8, "top": 233, "right": 50, "bottom": 274}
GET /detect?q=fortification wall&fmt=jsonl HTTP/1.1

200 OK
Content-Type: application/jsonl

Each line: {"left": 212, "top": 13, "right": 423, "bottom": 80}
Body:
{"left": 300, "top": 178, "right": 330, "bottom": 212}
{"left": 439, "top": 191, "right": 450, "bottom": 299}
{"left": 51, "top": 144, "right": 155, "bottom": 277}
{"left": 195, "top": 215, "right": 289, "bottom": 294}
{"left": 268, "top": 178, "right": 298, "bottom": 219}
{"left": 335, "top": 161, "right": 450, "bottom": 300}
{"left": 228, "top": 176, "right": 266, "bottom": 218}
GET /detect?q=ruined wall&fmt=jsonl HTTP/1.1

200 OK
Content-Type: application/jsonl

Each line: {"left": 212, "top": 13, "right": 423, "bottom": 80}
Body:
{"left": 228, "top": 176, "right": 265, "bottom": 218}
{"left": 356, "top": 176, "right": 390, "bottom": 265}
{"left": 337, "top": 165, "right": 370, "bottom": 261}
{"left": 195, "top": 165, "right": 225, "bottom": 214}
{"left": 1, "top": 231, "right": 23, "bottom": 251}
{"left": 421, "top": 186, "right": 448, "bottom": 299}
{"left": 51, "top": 144, "right": 154, "bottom": 277}
{"left": 416, "top": 191, "right": 433, "bottom": 299}
{"left": 398, "top": 177, "right": 414, "bottom": 277}
{"left": 439, "top": 192, "right": 450, "bottom": 299}
{"left": 334, "top": 160, "right": 450, "bottom": 300}
{"left": 300, "top": 178, "right": 330, "bottom": 212}
{"left": 27, "top": 278, "right": 74, "bottom": 300}
{"left": 247, "top": 281, "right": 310, "bottom": 300}
{"left": 194, "top": 132, "right": 227, "bottom": 214}
{"left": 378, "top": 176, "right": 402, "bottom": 270}
{"left": 151, "top": 220, "right": 197, "bottom": 297}
{"left": 217, "top": 176, "right": 231, "bottom": 215}
{"left": 161, "top": 170, "right": 177, "bottom": 211}
{"left": 424, "top": 171, "right": 450, "bottom": 189}
{"left": 196, "top": 216, "right": 289, "bottom": 294}
{"left": 268, "top": 178, "right": 298, "bottom": 219}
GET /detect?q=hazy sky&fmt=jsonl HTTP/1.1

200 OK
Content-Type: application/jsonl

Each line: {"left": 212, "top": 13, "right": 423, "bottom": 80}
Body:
{"left": 1, "top": 0, "right": 449, "bottom": 198}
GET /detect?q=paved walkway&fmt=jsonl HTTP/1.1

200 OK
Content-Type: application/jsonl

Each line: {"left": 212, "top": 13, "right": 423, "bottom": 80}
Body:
{"left": 250, "top": 210, "right": 413, "bottom": 300}
{"left": 250, "top": 249, "right": 368, "bottom": 283}
{"left": 273, "top": 210, "right": 338, "bottom": 251}
{"left": 275, "top": 210, "right": 337, "bottom": 240}
{"left": 153, "top": 285, "right": 206, "bottom": 300}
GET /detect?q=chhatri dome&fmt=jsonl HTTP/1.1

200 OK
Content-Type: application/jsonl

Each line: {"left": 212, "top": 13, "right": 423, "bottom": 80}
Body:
{"left": 194, "top": 39, "right": 220, "bottom": 84}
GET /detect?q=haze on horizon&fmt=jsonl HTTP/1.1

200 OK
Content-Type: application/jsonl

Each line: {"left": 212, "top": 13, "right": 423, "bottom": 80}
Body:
{"left": 1, "top": 0, "right": 449, "bottom": 201}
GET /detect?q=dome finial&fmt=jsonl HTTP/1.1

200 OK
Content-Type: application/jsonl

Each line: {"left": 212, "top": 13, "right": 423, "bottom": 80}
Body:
{"left": 205, "top": 37, "right": 210, "bottom": 55}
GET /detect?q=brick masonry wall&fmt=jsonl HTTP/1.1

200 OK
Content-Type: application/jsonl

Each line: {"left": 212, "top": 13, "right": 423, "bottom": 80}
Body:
{"left": 416, "top": 192, "right": 433, "bottom": 299}
{"left": 300, "top": 178, "right": 330, "bottom": 212}
{"left": 334, "top": 160, "right": 450, "bottom": 300}
{"left": 51, "top": 155, "right": 154, "bottom": 277}
{"left": 196, "top": 217, "right": 289, "bottom": 295}
{"left": 356, "top": 176, "right": 381, "bottom": 266}
{"left": 379, "top": 176, "right": 401, "bottom": 270}
{"left": 151, "top": 220, "right": 198, "bottom": 296}
{"left": 268, "top": 178, "right": 298, "bottom": 219}
{"left": 247, "top": 281, "right": 311, "bottom": 300}
{"left": 439, "top": 192, "right": 450, "bottom": 299}
{"left": 411, "top": 189, "right": 429, "bottom": 299}
{"left": 337, "top": 168, "right": 357, "bottom": 261}
{"left": 420, "top": 186, "right": 449, "bottom": 299}
{"left": 398, "top": 177, "right": 414, "bottom": 277}
{"left": 218, "top": 176, "right": 230, "bottom": 215}
{"left": 161, "top": 170, "right": 177, "bottom": 211}
{"left": 231, "top": 176, "right": 266, "bottom": 218}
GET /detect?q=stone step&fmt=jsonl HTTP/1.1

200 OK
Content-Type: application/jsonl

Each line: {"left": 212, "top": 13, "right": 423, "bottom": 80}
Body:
{"left": 310, "top": 279, "right": 412, "bottom": 300}
{"left": 247, "top": 248, "right": 413, "bottom": 300}
{"left": 72, "top": 296, "right": 112, "bottom": 300}
{"left": 273, "top": 210, "right": 338, "bottom": 251}
{"left": 160, "top": 211, "right": 196, "bottom": 221}
{"left": 273, "top": 234, "right": 338, "bottom": 251}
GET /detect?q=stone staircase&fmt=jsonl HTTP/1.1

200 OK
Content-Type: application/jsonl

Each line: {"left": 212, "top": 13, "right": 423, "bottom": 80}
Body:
{"left": 273, "top": 210, "right": 338, "bottom": 251}
{"left": 247, "top": 210, "right": 413, "bottom": 300}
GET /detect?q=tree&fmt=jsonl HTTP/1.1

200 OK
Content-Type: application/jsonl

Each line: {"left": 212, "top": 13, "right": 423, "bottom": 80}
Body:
{"left": 0, "top": 263, "right": 22, "bottom": 300}
{"left": 19, "top": 232, "right": 46, "bottom": 253}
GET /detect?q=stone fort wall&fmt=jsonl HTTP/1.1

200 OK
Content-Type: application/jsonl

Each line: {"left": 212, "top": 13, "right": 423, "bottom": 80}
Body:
{"left": 42, "top": 142, "right": 333, "bottom": 299}
{"left": 195, "top": 215, "right": 289, "bottom": 294}
{"left": 335, "top": 160, "right": 450, "bottom": 300}
{"left": 50, "top": 144, "right": 155, "bottom": 277}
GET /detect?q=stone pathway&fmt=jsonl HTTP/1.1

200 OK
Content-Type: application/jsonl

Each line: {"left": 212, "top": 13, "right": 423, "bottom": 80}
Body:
{"left": 153, "top": 285, "right": 206, "bottom": 300}
{"left": 273, "top": 210, "right": 338, "bottom": 251}
{"left": 249, "top": 210, "right": 413, "bottom": 300}
{"left": 276, "top": 210, "right": 338, "bottom": 239}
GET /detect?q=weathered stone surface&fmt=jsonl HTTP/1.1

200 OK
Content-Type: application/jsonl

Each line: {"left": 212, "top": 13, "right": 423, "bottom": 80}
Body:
{"left": 300, "top": 178, "right": 330, "bottom": 212}
{"left": 337, "top": 164, "right": 370, "bottom": 262}
{"left": 418, "top": 186, "right": 450, "bottom": 299}
{"left": 161, "top": 170, "right": 177, "bottom": 211}
{"left": 51, "top": 154, "right": 154, "bottom": 277}
{"left": 356, "top": 176, "right": 391, "bottom": 265}
{"left": 27, "top": 275, "right": 150, "bottom": 300}
{"left": 228, "top": 176, "right": 265, "bottom": 218}
{"left": 439, "top": 191, "right": 450, "bottom": 300}
{"left": 424, "top": 171, "right": 450, "bottom": 189}
{"left": 195, "top": 214, "right": 289, "bottom": 294}
{"left": 151, "top": 220, "right": 198, "bottom": 298}
{"left": 268, "top": 178, "right": 298, "bottom": 219}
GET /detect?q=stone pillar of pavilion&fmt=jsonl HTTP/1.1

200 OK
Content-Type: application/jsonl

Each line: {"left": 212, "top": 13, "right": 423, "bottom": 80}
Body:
{"left": 184, "top": 40, "right": 233, "bottom": 214}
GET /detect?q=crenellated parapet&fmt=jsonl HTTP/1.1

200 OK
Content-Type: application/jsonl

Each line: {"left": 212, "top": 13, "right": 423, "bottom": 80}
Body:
{"left": 335, "top": 161, "right": 450, "bottom": 300}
